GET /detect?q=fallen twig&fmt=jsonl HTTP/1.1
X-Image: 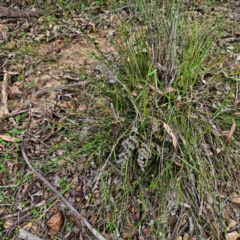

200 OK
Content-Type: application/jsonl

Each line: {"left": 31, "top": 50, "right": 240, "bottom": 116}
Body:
{"left": 0, "top": 6, "right": 43, "bottom": 18}
{"left": 0, "top": 71, "right": 9, "bottom": 118}
{"left": 4, "top": 109, "right": 28, "bottom": 119}
{"left": 33, "top": 81, "right": 89, "bottom": 98}
{"left": 21, "top": 140, "right": 107, "bottom": 240}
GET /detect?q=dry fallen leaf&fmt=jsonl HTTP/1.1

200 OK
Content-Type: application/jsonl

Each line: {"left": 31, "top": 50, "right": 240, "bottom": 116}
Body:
{"left": 90, "top": 214, "right": 97, "bottom": 227}
{"left": 4, "top": 220, "right": 14, "bottom": 229}
{"left": 230, "top": 192, "right": 240, "bottom": 204}
{"left": 226, "top": 231, "right": 240, "bottom": 240}
{"left": 31, "top": 224, "right": 38, "bottom": 233}
{"left": 142, "top": 227, "right": 152, "bottom": 238}
{"left": 183, "top": 232, "right": 191, "bottom": 240}
{"left": 122, "top": 225, "right": 135, "bottom": 239}
{"left": 5, "top": 41, "right": 15, "bottom": 50}
{"left": 163, "top": 122, "right": 178, "bottom": 150}
{"left": 228, "top": 219, "right": 237, "bottom": 229}
{"left": 23, "top": 222, "right": 33, "bottom": 229}
{"left": 225, "top": 121, "right": 236, "bottom": 146}
{"left": 231, "top": 197, "right": 240, "bottom": 204}
{"left": 9, "top": 85, "right": 23, "bottom": 95}
{"left": 0, "top": 135, "right": 22, "bottom": 142}
{"left": 69, "top": 189, "right": 84, "bottom": 198}
{"left": 66, "top": 212, "right": 82, "bottom": 228}
{"left": 0, "top": 207, "right": 6, "bottom": 215}
{"left": 46, "top": 210, "right": 63, "bottom": 234}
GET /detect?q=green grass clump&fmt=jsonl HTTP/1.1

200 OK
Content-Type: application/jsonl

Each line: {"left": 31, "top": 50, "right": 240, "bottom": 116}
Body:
{"left": 84, "top": 0, "right": 240, "bottom": 238}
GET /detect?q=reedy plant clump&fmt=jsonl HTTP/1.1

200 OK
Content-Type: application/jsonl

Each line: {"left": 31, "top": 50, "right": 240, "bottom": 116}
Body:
{"left": 93, "top": 0, "right": 240, "bottom": 238}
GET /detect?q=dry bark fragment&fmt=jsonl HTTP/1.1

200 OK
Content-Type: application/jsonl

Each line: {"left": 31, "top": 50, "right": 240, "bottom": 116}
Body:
{"left": 0, "top": 6, "right": 43, "bottom": 18}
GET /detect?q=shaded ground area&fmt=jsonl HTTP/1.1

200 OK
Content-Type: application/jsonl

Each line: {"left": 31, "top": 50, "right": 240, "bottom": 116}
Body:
{"left": 1, "top": 1, "right": 240, "bottom": 240}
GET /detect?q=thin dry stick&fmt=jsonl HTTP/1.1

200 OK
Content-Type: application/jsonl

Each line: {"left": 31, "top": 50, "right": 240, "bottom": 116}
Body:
{"left": 33, "top": 81, "right": 88, "bottom": 98}
{"left": 0, "top": 71, "right": 10, "bottom": 118}
{"left": 21, "top": 140, "right": 107, "bottom": 240}
{"left": 4, "top": 109, "right": 28, "bottom": 119}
